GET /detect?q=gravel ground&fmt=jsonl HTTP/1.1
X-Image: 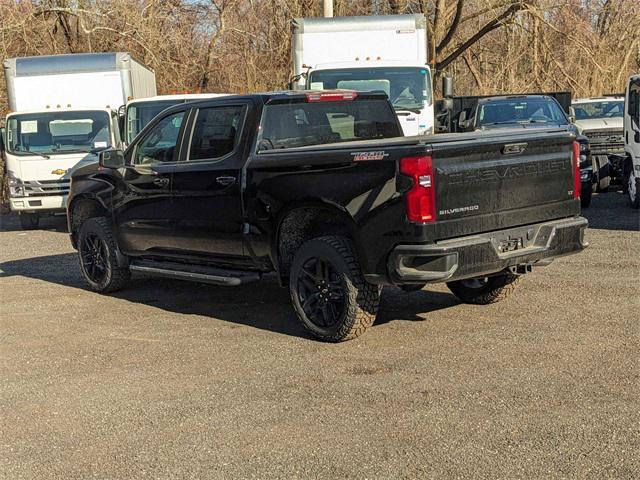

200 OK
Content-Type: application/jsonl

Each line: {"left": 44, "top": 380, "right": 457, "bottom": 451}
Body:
{"left": 0, "top": 191, "right": 638, "bottom": 479}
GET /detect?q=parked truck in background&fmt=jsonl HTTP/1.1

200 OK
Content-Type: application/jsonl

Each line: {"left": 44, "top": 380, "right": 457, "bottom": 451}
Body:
{"left": 624, "top": 75, "right": 640, "bottom": 208}
{"left": 441, "top": 93, "right": 595, "bottom": 207}
{"left": 68, "top": 90, "right": 586, "bottom": 342}
{"left": 3, "top": 53, "right": 156, "bottom": 229}
{"left": 122, "top": 93, "right": 229, "bottom": 145}
{"left": 291, "top": 14, "right": 434, "bottom": 136}
{"left": 571, "top": 96, "right": 625, "bottom": 190}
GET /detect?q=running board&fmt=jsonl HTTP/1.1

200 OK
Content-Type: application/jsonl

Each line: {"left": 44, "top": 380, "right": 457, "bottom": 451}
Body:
{"left": 129, "top": 260, "right": 260, "bottom": 287}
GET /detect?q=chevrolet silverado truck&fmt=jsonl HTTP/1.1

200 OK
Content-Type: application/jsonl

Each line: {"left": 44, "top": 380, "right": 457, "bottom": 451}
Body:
{"left": 67, "top": 91, "right": 587, "bottom": 342}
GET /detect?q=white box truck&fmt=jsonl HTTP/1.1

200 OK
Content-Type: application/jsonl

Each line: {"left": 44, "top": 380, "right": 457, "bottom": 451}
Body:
{"left": 291, "top": 14, "right": 433, "bottom": 136}
{"left": 624, "top": 75, "right": 640, "bottom": 208}
{"left": 3, "top": 52, "right": 156, "bottom": 228}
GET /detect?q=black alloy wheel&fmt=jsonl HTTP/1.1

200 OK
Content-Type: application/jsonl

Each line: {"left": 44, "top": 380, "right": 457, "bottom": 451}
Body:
{"left": 297, "top": 256, "right": 346, "bottom": 329}
{"left": 80, "top": 232, "right": 109, "bottom": 284}
{"left": 289, "top": 235, "right": 380, "bottom": 342}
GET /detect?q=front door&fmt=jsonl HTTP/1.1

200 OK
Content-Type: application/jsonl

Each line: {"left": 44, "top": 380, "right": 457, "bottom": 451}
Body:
{"left": 114, "top": 109, "right": 187, "bottom": 255}
{"left": 170, "top": 102, "right": 250, "bottom": 264}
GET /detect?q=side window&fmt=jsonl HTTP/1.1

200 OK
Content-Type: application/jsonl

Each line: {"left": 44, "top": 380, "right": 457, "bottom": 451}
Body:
{"left": 133, "top": 111, "right": 185, "bottom": 165}
{"left": 188, "top": 106, "right": 245, "bottom": 161}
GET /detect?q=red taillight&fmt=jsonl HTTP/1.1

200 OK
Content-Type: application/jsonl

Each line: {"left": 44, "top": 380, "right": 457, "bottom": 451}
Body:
{"left": 304, "top": 91, "right": 358, "bottom": 102}
{"left": 572, "top": 141, "right": 581, "bottom": 200}
{"left": 400, "top": 155, "right": 436, "bottom": 223}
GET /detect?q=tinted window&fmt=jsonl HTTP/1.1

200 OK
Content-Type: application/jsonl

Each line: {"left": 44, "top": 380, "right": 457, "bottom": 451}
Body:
{"left": 477, "top": 98, "right": 567, "bottom": 127}
{"left": 133, "top": 111, "right": 185, "bottom": 165}
{"left": 259, "top": 99, "right": 400, "bottom": 151}
{"left": 188, "top": 106, "right": 244, "bottom": 161}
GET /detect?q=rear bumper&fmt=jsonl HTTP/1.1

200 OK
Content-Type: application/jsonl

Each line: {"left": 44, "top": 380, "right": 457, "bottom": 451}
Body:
{"left": 10, "top": 195, "right": 67, "bottom": 213}
{"left": 382, "top": 216, "right": 588, "bottom": 285}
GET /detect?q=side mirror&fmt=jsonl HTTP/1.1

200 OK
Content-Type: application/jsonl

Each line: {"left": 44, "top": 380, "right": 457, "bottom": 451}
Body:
{"left": 635, "top": 130, "right": 640, "bottom": 144}
{"left": 442, "top": 75, "right": 454, "bottom": 99}
{"left": 458, "top": 110, "right": 470, "bottom": 130}
{"left": 99, "top": 149, "right": 125, "bottom": 169}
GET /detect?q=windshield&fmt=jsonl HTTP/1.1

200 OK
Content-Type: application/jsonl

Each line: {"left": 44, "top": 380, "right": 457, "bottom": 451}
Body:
{"left": 573, "top": 101, "right": 624, "bottom": 120}
{"left": 6, "top": 111, "right": 111, "bottom": 156}
{"left": 477, "top": 98, "right": 567, "bottom": 127}
{"left": 127, "top": 101, "right": 182, "bottom": 144}
{"left": 259, "top": 99, "right": 401, "bottom": 151}
{"left": 308, "top": 67, "right": 432, "bottom": 111}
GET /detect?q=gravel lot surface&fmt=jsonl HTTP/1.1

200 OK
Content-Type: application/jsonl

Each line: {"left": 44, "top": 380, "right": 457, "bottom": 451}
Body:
{"left": 1, "top": 191, "right": 638, "bottom": 479}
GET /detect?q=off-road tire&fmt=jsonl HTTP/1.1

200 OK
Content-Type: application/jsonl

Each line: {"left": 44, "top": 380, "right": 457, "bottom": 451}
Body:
{"left": 77, "top": 217, "right": 130, "bottom": 293}
{"left": 447, "top": 272, "right": 520, "bottom": 305}
{"left": 19, "top": 212, "right": 39, "bottom": 230}
{"left": 289, "top": 235, "right": 380, "bottom": 342}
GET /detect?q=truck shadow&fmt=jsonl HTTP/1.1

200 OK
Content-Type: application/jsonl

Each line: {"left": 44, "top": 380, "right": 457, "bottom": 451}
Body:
{"left": 582, "top": 190, "right": 640, "bottom": 232}
{"left": 0, "top": 213, "right": 69, "bottom": 233}
{"left": 0, "top": 252, "right": 460, "bottom": 340}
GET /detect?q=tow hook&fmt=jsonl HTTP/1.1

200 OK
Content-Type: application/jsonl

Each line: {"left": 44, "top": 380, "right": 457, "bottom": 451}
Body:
{"left": 509, "top": 264, "right": 533, "bottom": 275}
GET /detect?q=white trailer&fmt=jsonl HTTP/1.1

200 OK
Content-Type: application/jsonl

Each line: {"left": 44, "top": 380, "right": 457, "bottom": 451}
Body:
{"left": 624, "top": 75, "right": 640, "bottom": 208}
{"left": 3, "top": 53, "right": 156, "bottom": 228}
{"left": 291, "top": 14, "right": 433, "bottom": 136}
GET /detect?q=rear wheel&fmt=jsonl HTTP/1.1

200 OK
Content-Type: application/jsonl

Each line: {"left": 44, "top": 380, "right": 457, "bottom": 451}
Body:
{"left": 447, "top": 272, "right": 520, "bottom": 305}
{"left": 289, "top": 235, "right": 380, "bottom": 342}
{"left": 78, "top": 217, "right": 130, "bottom": 292}
{"left": 19, "top": 212, "right": 39, "bottom": 230}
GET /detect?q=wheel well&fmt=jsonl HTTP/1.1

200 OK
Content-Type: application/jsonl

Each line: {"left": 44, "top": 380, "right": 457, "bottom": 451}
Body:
{"left": 276, "top": 206, "right": 356, "bottom": 281}
{"left": 69, "top": 198, "right": 108, "bottom": 248}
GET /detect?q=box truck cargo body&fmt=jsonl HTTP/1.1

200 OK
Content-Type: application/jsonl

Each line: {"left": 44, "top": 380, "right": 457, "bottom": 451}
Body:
{"left": 4, "top": 52, "right": 156, "bottom": 111}
{"left": 291, "top": 14, "right": 433, "bottom": 136}
{"left": 3, "top": 53, "right": 156, "bottom": 228}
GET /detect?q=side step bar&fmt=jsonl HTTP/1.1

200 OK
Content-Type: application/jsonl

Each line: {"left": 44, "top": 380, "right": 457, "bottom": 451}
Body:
{"left": 129, "top": 260, "right": 260, "bottom": 287}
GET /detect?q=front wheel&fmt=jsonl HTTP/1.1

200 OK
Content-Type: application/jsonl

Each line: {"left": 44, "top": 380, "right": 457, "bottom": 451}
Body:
{"left": 447, "top": 272, "right": 520, "bottom": 305}
{"left": 289, "top": 235, "right": 380, "bottom": 342}
{"left": 77, "top": 217, "right": 130, "bottom": 292}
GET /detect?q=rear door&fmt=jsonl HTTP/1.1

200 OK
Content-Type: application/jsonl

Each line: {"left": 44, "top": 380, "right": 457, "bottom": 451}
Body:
{"left": 430, "top": 129, "right": 578, "bottom": 238}
{"left": 169, "top": 100, "right": 252, "bottom": 263}
{"left": 114, "top": 109, "right": 188, "bottom": 254}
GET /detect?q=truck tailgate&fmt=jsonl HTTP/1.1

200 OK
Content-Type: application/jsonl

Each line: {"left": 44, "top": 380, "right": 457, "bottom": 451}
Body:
{"left": 430, "top": 129, "right": 577, "bottom": 238}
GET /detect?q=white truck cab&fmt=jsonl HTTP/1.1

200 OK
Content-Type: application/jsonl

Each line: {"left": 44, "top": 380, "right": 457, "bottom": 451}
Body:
{"left": 5, "top": 108, "right": 120, "bottom": 226}
{"left": 624, "top": 75, "right": 640, "bottom": 208}
{"left": 291, "top": 15, "right": 434, "bottom": 136}
{"left": 3, "top": 53, "right": 155, "bottom": 228}
{"left": 124, "top": 93, "right": 228, "bottom": 145}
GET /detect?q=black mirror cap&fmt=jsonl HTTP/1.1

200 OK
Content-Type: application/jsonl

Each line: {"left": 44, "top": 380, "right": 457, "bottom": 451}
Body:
{"left": 442, "top": 75, "right": 454, "bottom": 98}
{"left": 99, "top": 149, "right": 125, "bottom": 169}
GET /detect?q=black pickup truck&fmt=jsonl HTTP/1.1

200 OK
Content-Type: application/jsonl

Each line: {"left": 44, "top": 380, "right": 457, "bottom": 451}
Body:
{"left": 67, "top": 90, "right": 587, "bottom": 341}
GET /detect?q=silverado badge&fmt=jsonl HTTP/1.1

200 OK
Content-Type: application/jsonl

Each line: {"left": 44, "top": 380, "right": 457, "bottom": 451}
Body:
{"left": 51, "top": 169, "right": 67, "bottom": 175}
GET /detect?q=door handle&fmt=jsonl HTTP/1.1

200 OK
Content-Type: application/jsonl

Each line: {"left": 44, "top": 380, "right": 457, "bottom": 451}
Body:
{"left": 153, "top": 177, "right": 170, "bottom": 188}
{"left": 216, "top": 176, "right": 236, "bottom": 186}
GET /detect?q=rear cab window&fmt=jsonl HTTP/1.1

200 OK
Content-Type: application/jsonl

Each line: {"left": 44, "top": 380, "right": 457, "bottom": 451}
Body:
{"left": 187, "top": 105, "right": 246, "bottom": 161}
{"left": 258, "top": 97, "right": 401, "bottom": 151}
